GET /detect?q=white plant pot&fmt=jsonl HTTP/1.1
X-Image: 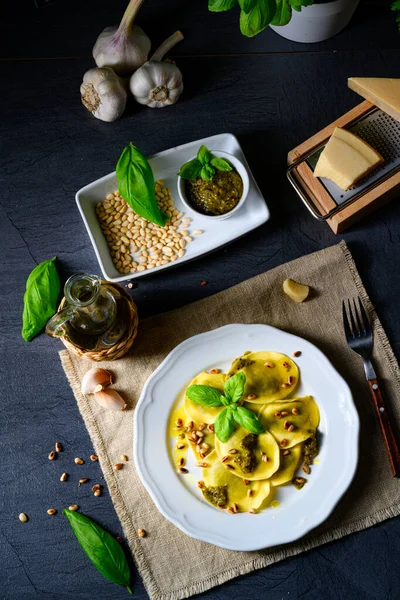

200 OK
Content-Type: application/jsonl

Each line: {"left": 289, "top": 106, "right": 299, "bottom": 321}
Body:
{"left": 270, "top": 0, "right": 360, "bottom": 43}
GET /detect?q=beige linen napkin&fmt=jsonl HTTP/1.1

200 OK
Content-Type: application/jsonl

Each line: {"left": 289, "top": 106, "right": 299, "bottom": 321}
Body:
{"left": 60, "top": 241, "right": 400, "bottom": 600}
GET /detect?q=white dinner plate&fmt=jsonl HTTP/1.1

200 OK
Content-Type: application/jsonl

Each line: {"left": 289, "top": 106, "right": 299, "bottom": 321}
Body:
{"left": 134, "top": 324, "right": 359, "bottom": 551}
{"left": 76, "top": 133, "right": 269, "bottom": 283}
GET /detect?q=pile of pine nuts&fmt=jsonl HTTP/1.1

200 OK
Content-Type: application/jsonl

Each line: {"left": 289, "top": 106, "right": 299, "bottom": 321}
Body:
{"left": 96, "top": 181, "right": 202, "bottom": 274}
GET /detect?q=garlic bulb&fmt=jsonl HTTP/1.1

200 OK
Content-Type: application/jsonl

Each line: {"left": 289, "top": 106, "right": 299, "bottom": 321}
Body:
{"left": 94, "top": 389, "right": 127, "bottom": 411}
{"left": 80, "top": 67, "right": 127, "bottom": 122}
{"left": 81, "top": 368, "right": 113, "bottom": 395}
{"left": 93, "top": 0, "right": 150, "bottom": 77}
{"left": 129, "top": 31, "right": 184, "bottom": 108}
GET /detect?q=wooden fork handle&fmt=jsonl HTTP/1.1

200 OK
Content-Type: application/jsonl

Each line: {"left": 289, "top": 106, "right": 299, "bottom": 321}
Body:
{"left": 368, "top": 378, "right": 400, "bottom": 477}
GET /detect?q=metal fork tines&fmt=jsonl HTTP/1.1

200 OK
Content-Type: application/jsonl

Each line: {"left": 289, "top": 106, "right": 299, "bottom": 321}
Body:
{"left": 342, "top": 297, "right": 376, "bottom": 381}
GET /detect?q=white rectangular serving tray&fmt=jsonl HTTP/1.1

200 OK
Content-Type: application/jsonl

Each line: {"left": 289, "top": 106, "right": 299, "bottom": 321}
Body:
{"left": 76, "top": 133, "right": 270, "bottom": 282}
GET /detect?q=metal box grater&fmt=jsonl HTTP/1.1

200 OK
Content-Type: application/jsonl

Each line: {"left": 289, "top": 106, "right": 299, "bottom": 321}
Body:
{"left": 286, "top": 100, "right": 400, "bottom": 233}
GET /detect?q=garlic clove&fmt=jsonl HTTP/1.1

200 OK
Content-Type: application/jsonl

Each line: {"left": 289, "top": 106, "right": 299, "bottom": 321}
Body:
{"left": 80, "top": 67, "right": 128, "bottom": 122}
{"left": 81, "top": 368, "right": 113, "bottom": 395}
{"left": 94, "top": 388, "right": 127, "bottom": 412}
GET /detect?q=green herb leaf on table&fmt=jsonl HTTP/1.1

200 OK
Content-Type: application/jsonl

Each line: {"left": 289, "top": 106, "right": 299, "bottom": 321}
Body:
{"left": 271, "top": 0, "right": 292, "bottom": 26}
{"left": 116, "top": 142, "right": 168, "bottom": 227}
{"left": 208, "top": 0, "right": 238, "bottom": 12}
{"left": 186, "top": 384, "right": 224, "bottom": 407}
{"left": 197, "top": 145, "right": 213, "bottom": 166}
{"left": 224, "top": 371, "right": 246, "bottom": 404}
{"left": 177, "top": 159, "right": 202, "bottom": 179}
{"left": 210, "top": 157, "right": 233, "bottom": 172}
{"left": 233, "top": 406, "right": 266, "bottom": 434}
{"left": 239, "top": 0, "right": 276, "bottom": 37}
{"left": 63, "top": 509, "right": 132, "bottom": 594}
{"left": 21, "top": 256, "right": 60, "bottom": 342}
{"left": 214, "top": 407, "right": 236, "bottom": 442}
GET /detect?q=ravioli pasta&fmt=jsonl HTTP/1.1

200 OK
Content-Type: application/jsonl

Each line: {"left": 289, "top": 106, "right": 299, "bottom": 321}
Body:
{"left": 170, "top": 351, "right": 320, "bottom": 514}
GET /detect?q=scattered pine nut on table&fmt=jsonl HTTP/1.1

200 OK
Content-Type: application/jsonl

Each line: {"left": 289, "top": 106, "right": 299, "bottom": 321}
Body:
{"left": 95, "top": 181, "right": 203, "bottom": 275}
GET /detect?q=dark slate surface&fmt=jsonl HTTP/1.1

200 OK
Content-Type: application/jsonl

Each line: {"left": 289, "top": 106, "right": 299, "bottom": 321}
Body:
{"left": 1, "top": 1, "right": 400, "bottom": 599}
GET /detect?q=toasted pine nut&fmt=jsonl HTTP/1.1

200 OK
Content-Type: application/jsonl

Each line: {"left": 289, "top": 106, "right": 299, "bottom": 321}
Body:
{"left": 138, "top": 528, "right": 146, "bottom": 538}
{"left": 114, "top": 463, "right": 123, "bottom": 471}
{"left": 69, "top": 505, "right": 79, "bottom": 511}
{"left": 60, "top": 472, "right": 68, "bottom": 482}
{"left": 48, "top": 451, "right": 56, "bottom": 460}
{"left": 90, "top": 455, "right": 98, "bottom": 462}
{"left": 55, "top": 442, "right": 62, "bottom": 452}
{"left": 121, "top": 455, "right": 128, "bottom": 462}
{"left": 19, "top": 513, "right": 28, "bottom": 523}
{"left": 47, "top": 509, "right": 57, "bottom": 516}
{"left": 74, "top": 457, "right": 84, "bottom": 465}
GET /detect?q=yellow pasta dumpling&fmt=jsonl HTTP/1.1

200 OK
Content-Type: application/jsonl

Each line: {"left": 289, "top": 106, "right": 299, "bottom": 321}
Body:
{"left": 258, "top": 396, "right": 320, "bottom": 449}
{"left": 201, "top": 451, "right": 271, "bottom": 512}
{"left": 184, "top": 372, "right": 227, "bottom": 423}
{"left": 228, "top": 352, "right": 299, "bottom": 404}
{"left": 269, "top": 444, "right": 303, "bottom": 487}
{"left": 215, "top": 426, "right": 280, "bottom": 481}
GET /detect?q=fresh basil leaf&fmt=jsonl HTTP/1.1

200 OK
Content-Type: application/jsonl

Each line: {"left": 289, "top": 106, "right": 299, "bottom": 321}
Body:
{"left": 63, "top": 509, "right": 132, "bottom": 594}
{"left": 224, "top": 371, "right": 246, "bottom": 404}
{"left": 210, "top": 157, "right": 233, "bottom": 172}
{"left": 208, "top": 0, "right": 238, "bottom": 12}
{"left": 197, "top": 145, "right": 212, "bottom": 166}
{"left": 214, "top": 407, "right": 236, "bottom": 442}
{"left": 116, "top": 143, "right": 168, "bottom": 227}
{"left": 239, "top": 0, "right": 257, "bottom": 13}
{"left": 186, "top": 384, "right": 224, "bottom": 407}
{"left": 271, "top": 0, "right": 292, "bottom": 25}
{"left": 21, "top": 257, "right": 60, "bottom": 342}
{"left": 233, "top": 406, "right": 266, "bottom": 434}
{"left": 200, "top": 165, "right": 214, "bottom": 181}
{"left": 240, "top": 0, "right": 276, "bottom": 37}
{"left": 178, "top": 158, "right": 202, "bottom": 180}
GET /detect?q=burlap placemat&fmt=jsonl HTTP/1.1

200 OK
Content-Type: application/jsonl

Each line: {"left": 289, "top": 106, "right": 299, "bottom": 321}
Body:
{"left": 60, "top": 241, "right": 400, "bottom": 600}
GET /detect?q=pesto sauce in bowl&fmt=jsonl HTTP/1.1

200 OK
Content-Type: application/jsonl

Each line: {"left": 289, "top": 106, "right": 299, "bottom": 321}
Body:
{"left": 185, "top": 170, "right": 244, "bottom": 216}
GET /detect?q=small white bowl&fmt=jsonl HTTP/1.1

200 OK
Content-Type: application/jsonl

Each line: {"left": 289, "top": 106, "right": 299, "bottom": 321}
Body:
{"left": 177, "top": 150, "right": 250, "bottom": 221}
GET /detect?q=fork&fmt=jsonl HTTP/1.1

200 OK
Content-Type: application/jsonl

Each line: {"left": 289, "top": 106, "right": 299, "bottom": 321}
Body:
{"left": 342, "top": 297, "right": 400, "bottom": 477}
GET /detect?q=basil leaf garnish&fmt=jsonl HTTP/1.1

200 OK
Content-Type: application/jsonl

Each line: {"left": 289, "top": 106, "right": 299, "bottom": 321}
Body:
{"left": 214, "top": 408, "right": 236, "bottom": 442}
{"left": 208, "top": 0, "right": 238, "bottom": 12}
{"left": 224, "top": 371, "right": 246, "bottom": 404}
{"left": 177, "top": 158, "right": 202, "bottom": 179}
{"left": 186, "top": 384, "right": 224, "bottom": 407}
{"left": 271, "top": 0, "right": 292, "bottom": 25}
{"left": 63, "top": 509, "right": 132, "bottom": 594}
{"left": 240, "top": 0, "right": 276, "bottom": 37}
{"left": 197, "top": 145, "right": 213, "bottom": 166}
{"left": 233, "top": 406, "right": 266, "bottom": 434}
{"left": 22, "top": 256, "right": 60, "bottom": 342}
{"left": 116, "top": 143, "right": 168, "bottom": 227}
{"left": 200, "top": 165, "right": 214, "bottom": 181}
{"left": 210, "top": 157, "right": 233, "bottom": 172}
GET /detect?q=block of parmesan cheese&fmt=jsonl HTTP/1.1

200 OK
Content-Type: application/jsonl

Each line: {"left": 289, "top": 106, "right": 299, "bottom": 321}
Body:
{"left": 314, "top": 127, "right": 384, "bottom": 190}
{"left": 348, "top": 77, "right": 400, "bottom": 122}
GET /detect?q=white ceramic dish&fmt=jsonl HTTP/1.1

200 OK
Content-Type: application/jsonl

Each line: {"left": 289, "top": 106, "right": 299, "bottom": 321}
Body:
{"left": 76, "top": 133, "right": 269, "bottom": 283}
{"left": 134, "top": 324, "right": 359, "bottom": 551}
{"left": 177, "top": 150, "right": 250, "bottom": 221}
